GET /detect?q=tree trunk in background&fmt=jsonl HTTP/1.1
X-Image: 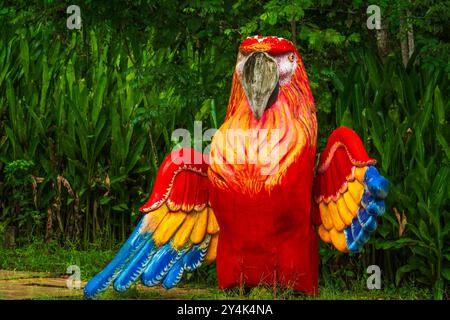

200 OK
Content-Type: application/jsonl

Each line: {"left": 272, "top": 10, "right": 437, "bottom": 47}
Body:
{"left": 376, "top": 20, "right": 390, "bottom": 61}
{"left": 3, "top": 226, "right": 17, "bottom": 248}
{"left": 407, "top": 10, "right": 415, "bottom": 60}
{"left": 45, "top": 207, "right": 53, "bottom": 243}
{"left": 400, "top": 7, "right": 415, "bottom": 67}
{"left": 400, "top": 21, "right": 409, "bottom": 67}
{"left": 291, "top": 20, "right": 297, "bottom": 45}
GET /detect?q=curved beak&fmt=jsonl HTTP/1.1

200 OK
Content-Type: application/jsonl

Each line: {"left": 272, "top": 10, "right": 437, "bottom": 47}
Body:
{"left": 242, "top": 51, "right": 279, "bottom": 120}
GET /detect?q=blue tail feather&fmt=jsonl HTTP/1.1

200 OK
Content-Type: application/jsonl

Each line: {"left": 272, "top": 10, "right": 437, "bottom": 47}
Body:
{"left": 141, "top": 242, "right": 183, "bottom": 287}
{"left": 366, "top": 198, "right": 385, "bottom": 216}
{"left": 364, "top": 166, "right": 389, "bottom": 199}
{"left": 113, "top": 238, "right": 156, "bottom": 292}
{"left": 351, "top": 218, "right": 370, "bottom": 244}
{"left": 344, "top": 226, "right": 360, "bottom": 252}
{"left": 83, "top": 217, "right": 150, "bottom": 299}
{"left": 162, "top": 257, "right": 186, "bottom": 289}
{"left": 183, "top": 240, "right": 209, "bottom": 272}
{"left": 357, "top": 207, "right": 378, "bottom": 232}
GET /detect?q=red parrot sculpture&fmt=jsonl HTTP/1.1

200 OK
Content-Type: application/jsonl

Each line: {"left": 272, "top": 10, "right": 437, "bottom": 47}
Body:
{"left": 84, "top": 36, "right": 388, "bottom": 299}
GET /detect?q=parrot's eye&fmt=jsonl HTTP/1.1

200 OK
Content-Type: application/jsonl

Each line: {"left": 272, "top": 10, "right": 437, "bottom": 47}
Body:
{"left": 288, "top": 53, "right": 295, "bottom": 62}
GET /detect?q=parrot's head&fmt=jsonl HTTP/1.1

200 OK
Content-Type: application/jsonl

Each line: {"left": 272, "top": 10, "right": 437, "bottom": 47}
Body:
{"left": 209, "top": 36, "right": 317, "bottom": 194}
{"left": 236, "top": 36, "right": 301, "bottom": 120}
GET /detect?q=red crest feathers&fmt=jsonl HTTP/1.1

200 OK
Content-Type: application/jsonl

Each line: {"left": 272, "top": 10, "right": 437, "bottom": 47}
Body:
{"left": 240, "top": 36, "right": 299, "bottom": 57}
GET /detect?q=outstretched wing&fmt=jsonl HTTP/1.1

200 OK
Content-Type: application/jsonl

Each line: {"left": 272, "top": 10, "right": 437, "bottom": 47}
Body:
{"left": 313, "top": 127, "right": 389, "bottom": 253}
{"left": 84, "top": 148, "right": 219, "bottom": 299}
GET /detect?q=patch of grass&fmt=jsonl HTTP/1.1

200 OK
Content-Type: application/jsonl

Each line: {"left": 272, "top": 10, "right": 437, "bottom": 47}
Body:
{"left": 28, "top": 283, "right": 433, "bottom": 300}
{"left": 0, "top": 241, "right": 116, "bottom": 280}
{"left": 0, "top": 244, "right": 434, "bottom": 300}
{"left": 78, "top": 284, "right": 432, "bottom": 300}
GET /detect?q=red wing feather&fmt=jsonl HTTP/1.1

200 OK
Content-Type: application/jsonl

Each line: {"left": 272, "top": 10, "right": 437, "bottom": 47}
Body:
{"left": 139, "top": 148, "right": 209, "bottom": 213}
{"left": 314, "top": 127, "right": 376, "bottom": 204}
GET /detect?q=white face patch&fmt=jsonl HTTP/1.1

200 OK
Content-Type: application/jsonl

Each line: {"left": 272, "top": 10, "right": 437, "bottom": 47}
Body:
{"left": 236, "top": 51, "right": 297, "bottom": 87}
{"left": 274, "top": 52, "right": 297, "bottom": 86}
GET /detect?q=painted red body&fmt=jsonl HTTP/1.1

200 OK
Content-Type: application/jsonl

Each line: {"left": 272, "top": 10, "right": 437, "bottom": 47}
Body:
{"left": 209, "top": 146, "right": 319, "bottom": 294}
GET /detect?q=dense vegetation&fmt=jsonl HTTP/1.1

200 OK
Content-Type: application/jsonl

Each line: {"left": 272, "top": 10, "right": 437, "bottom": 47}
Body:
{"left": 0, "top": 0, "right": 448, "bottom": 299}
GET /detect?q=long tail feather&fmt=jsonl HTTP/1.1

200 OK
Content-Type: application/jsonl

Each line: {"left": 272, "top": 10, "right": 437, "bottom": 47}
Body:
{"left": 113, "top": 239, "right": 156, "bottom": 292}
{"left": 344, "top": 226, "right": 358, "bottom": 252}
{"left": 83, "top": 217, "right": 150, "bottom": 299}
{"left": 357, "top": 207, "right": 378, "bottom": 232}
{"left": 365, "top": 166, "right": 389, "bottom": 198}
{"left": 183, "top": 241, "right": 209, "bottom": 272}
{"left": 161, "top": 257, "right": 186, "bottom": 289}
{"left": 141, "top": 241, "right": 183, "bottom": 286}
{"left": 160, "top": 239, "right": 210, "bottom": 288}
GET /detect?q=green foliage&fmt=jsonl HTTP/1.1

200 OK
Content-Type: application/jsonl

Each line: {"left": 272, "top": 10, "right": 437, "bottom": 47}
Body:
{"left": 1, "top": 160, "right": 45, "bottom": 238}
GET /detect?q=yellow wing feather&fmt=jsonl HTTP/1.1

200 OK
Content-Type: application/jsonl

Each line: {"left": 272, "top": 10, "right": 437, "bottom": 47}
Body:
{"left": 172, "top": 213, "right": 197, "bottom": 250}
{"left": 318, "top": 224, "right": 331, "bottom": 243}
{"left": 343, "top": 191, "right": 359, "bottom": 217}
{"left": 207, "top": 208, "right": 220, "bottom": 234}
{"left": 329, "top": 228, "right": 347, "bottom": 252}
{"left": 204, "top": 233, "right": 219, "bottom": 263}
{"left": 146, "top": 202, "right": 219, "bottom": 264}
{"left": 319, "top": 202, "right": 333, "bottom": 230}
{"left": 348, "top": 179, "right": 364, "bottom": 203}
{"left": 153, "top": 211, "right": 186, "bottom": 246}
{"left": 190, "top": 207, "right": 208, "bottom": 244}
{"left": 329, "top": 197, "right": 353, "bottom": 226}
{"left": 354, "top": 166, "right": 367, "bottom": 183}
{"left": 142, "top": 204, "right": 169, "bottom": 233}
{"left": 328, "top": 201, "right": 346, "bottom": 231}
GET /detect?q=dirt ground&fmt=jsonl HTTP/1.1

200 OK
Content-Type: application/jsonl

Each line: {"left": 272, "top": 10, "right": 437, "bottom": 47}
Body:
{"left": 0, "top": 270, "right": 214, "bottom": 300}
{"left": 0, "top": 269, "right": 82, "bottom": 299}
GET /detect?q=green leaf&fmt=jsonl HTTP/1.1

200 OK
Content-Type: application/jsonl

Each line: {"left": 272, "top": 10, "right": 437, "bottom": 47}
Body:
{"left": 340, "top": 107, "right": 353, "bottom": 127}
{"left": 436, "top": 133, "right": 450, "bottom": 162}
{"left": 112, "top": 203, "right": 128, "bottom": 212}
{"left": 92, "top": 74, "right": 107, "bottom": 127}
{"left": 442, "top": 268, "right": 450, "bottom": 281}
{"left": 433, "top": 86, "right": 445, "bottom": 126}
{"left": 418, "top": 220, "right": 432, "bottom": 244}
{"left": 19, "top": 36, "right": 29, "bottom": 81}
{"left": 100, "top": 196, "right": 112, "bottom": 205}
{"left": 396, "top": 264, "right": 419, "bottom": 286}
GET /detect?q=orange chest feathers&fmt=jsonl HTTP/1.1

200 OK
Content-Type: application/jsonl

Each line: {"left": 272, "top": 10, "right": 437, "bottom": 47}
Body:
{"left": 208, "top": 76, "right": 317, "bottom": 195}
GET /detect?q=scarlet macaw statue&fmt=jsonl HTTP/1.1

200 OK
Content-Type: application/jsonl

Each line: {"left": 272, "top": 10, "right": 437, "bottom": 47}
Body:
{"left": 84, "top": 36, "right": 388, "bottom": 299}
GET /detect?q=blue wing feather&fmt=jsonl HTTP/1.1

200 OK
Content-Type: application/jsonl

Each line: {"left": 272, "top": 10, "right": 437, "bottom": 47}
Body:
{"left": 84, "top": 217, "right": 151, "bottom": 299}
{"left": 357, "top": 207, "right": 378, "bottom": 232}
{"left": 343, "top": 166, "right": 389, "bottom": 252}
{"left": 365, "top": 166, "right": 389, "bottom": 198}
{"left": 162, "top": 257, "right": 186, "bottom": 289}
{"left": 113, "top": 239, "right": 156, "bottom": 292}
{"left": 183, "top": 238, "right": 210, "bottom": 272}
{"left": 141, "top": 241, "right": 184, "bottom": 287}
